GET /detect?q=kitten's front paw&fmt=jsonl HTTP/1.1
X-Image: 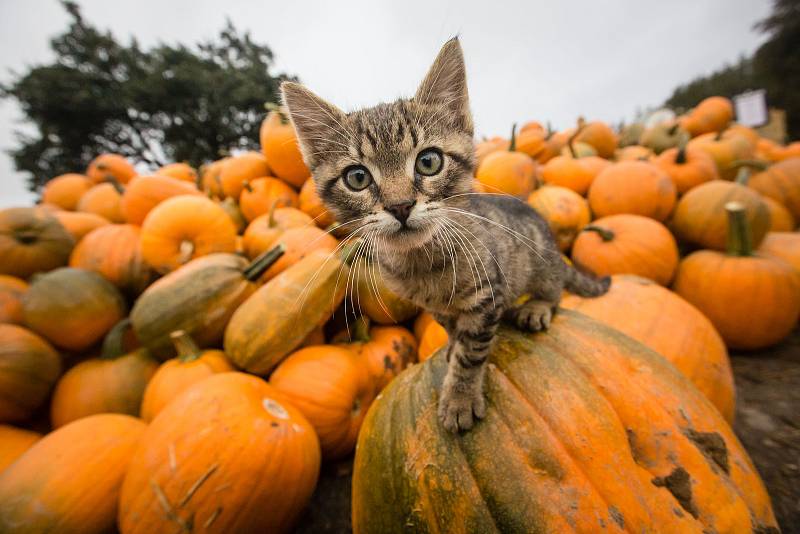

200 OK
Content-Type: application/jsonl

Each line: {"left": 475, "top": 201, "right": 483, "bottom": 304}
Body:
{"left": 438, "top": 382, "right": 486, "bottom": 432}
{"left": 512, "top": 300, "right": 553, "bottom": 332}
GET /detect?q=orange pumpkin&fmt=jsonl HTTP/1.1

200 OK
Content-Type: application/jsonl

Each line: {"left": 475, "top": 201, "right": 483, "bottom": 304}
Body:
{"left": 140, "top": 330, "right": 234, "bottom": 422}
{"left": 42, "top": 173, "right": 93, "bottom": 210}
{"left": 140, "top": 195, "right": 238, "bottom": 273}
{"left": 771, "top": 141, "right": 800, "bottom": 162}
{"left": 77, "top": 181, "right": 126, "bottom": 222}
{"left": 260, "top": 225, "right": 338, "bottom": 282}
{"left": 219, "top": 151, "right": 271, "bottom": 199}
{"left": 413, "top": 311, "right": 448, "bottom": 362}
{"left": 763, "top": 196, "right": 795, "bottom": 231}
{"left": 572, "top": 214, "right": 679, "bottom": 285}
{"left": 527, "top": 185, "right": 591, "bottom": 251}
{"left": 748, "top": 157, "right": 800, "bottom": 220}
{"left": 157, "top": 162, "right": 197, "bottom": 183}
{"left": 758, "top": 232, "right": 800, "bottom": 275}
{"left": 0, "top": 324, "right": 61, "bottom": 423}
{"left": 119, "top": 372, "right": 320, "bottom": 534}
{"left": 120, "top": 174, "right": 202, "bottom": 225}
{"left": 86, "top": 153, "right": 137, "bottom": 184}
{"left": 271, "top": 344, "right": 375, "bottom": 459}
{"left": 0, "top": 414, "right": 146, "bottom": 534}
{"left": 688, "top": 131, "right": 753, "bottom": 180}
{"left": 680, "top": 96, "right": 734, "bottom": 137}
{"left": 0, "top": 207, "right": 75, "bottom": 278}
{"left": 0, "top": 425, "right": 41, "bottom": 472}
{"left": 562, "top": 275, "right": 735, "bottom": 422}
{"left": 476, "top": 125, "right": 537, "bottom": 197}
{"left": 242, "top": 206, "right": 314, "bottom": 259}
{"left": 299, "top": 178, "right": 336, "bottom": 227}
{"left": 69, "top": 224, "right": 155, "bottom": 296}
{"left": 475, "top": 136, "right": 509, "bottom": 168}
{"left": 654, "top": 145, "right": 719, "bottom": 194}
{"left": 50, "top": 319, "right": 158, "bottom": 428}
{"left": 574, "top": 120, "right": 618, "bottom": 158}
{"left": 22, "top": 267, "right": 127, "bottom": 352}
{"left": 639, "top": 121, "right": 690, "bottom": 155}
{"left": 540, "top": 156, "right": 596, "bottom": 195}
{"left": 0, "top": 275, "right": 27, "bottom": 325}
{"left": 588, "top": 161, "right": 677, "bottom": 221}
{"left": 260, "top": 107, "right": 311, "bottom": 188}
{"left": 199, "top": 158, "right": 228, "bottom": 197}
{"left": 614, "top": 145, "right": 653, "bottom": 161}
{"left": 239, "top": 177, "right": 299, "bottom": 222}
{"left": 351, "top": 260, "right": 418, "bottom": 324}
{"left": 52, "top": 210, "right": 110, "bottom": 242}
{"left": 673, "top": 202, "right": 800, "bottom": 350}
{"left": 342, "top": 318, "right": 418, "bottom": 392}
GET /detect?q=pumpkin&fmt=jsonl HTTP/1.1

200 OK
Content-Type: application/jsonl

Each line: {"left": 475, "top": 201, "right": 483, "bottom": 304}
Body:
{"left": 52, "top": 210, "right": 110, "bottom": 242}
{"left": 131, "top": 246, "right": 284, "bottom": 359}
{"left": 614, "top": 145, "right": 653, "bottom": 161}
{"left": 50, "top": 319, "right": 158, "bottom": 428}
{"left": 140, "top": 195, "right": 238, "bottom": 273}
{"left": 527, "top": 185, "right": 591, "bottom": 251}
{"left": 271, "top": 345, "right": 375, "bottom": 459}
{"left": 217, "top": 196, "right": 247, "bottom": 234}
{"left": 771, "top": 141, "right": 800, "bottom": 162}
{"left": 260, "top": 106, "right": 311, "bottom": 188}
{"left": 476, "top": 125, "right": 537, "bottom": 198}
{"left": 673, "top": 202, "right": 800, "bottom": 350}
{"left": 671, "top": 173, "right": 770, "bottom": 251}
{"left": 341, "top": 317, "right": 418, "bottom": 392}
{"left": 69, "top": 224, "right": 155, "bottom": 296}
{"left": 239, "top": 177, "right": 299, "bottom": 222}
{"left": 86, "top": 153, "right": 137, "bottom": 184}
{"left": 588, "top": 161, "right": 676, "bottom": 221}
{"left": 687, "top": 131, "right": 753, "bottom": 181}
{"left": 747, "top": 157, "right": 800, "bottom": 220}
{"left": 199, "top": 158, "right": 228, "bottom": 197}
{"left": 475, "top": 136, "right": 509, "bottom": 168}
{"left": 654, "top": 145, "right": 720, "bottom": 195}
{"left": 23, "top": 267, "right": 127, "bottom": 352}
{"left": 242, "top": 206, "right": 314, "bottom": 259}
{"left": 299, "top": 178, "right": 336, "bottom": 227}
{"left": 41, "top": 173, "right": 93, "bottom": 210}
{"left": 352, "top": 311, "right": 778, "bottom": 533}
{"left": 571, "top": 214, "right": 679, "bottom": 285}
{"left": 259, "top": 225, "right": 339, "bottom": 282}
{"left": 0, "top": 275, "right": 27, "bottom": 325}
{"left": 0, "top": 414, "right": 146, "bottom": 534}
{"left": 540, "top": 155, "right": 598, "bottom": 196}
{"left": 640, "top": 122, "right": 690, "bottom": 154}
{"left": 119, "top": 372, "right": 320, "bottom": 534}
{"left": 680, "top": 96, "right": 734, "bottom": 137}
{"left": 560, "top": 141, "right": 598, "bottom": 159}
{"left": 77, "top": 181, "right": 126, "bottom": 223}
{"left": 0, "top": 207, "right": 75, "bottom": 278}
{"left": 562, "top": 275, "right": 735, "bottom": 422}
{"left": 218, "top": 151, "right": 271, "bottom": 199}
{"left": 574, "top": 120, "right": 618, "bottom": 158}
{"left": 758, "top": 232, "right": 800, "bottom": 275}
{"left": 225, "top": 248, "right": 350, "bottom": 375}
{"left": 0, "top": 425, "right": 41, "bottom": 472}
{"left": 140, "top": 330, "right": 234, "bottom": 422}
{"left": 514, "top": 126, "right": 548, "bottom": 160}
{"left": 763, "top": 196, "right": 795, "bottom": 231}
{"left": 413, "top": 311, "right": 448, "bottom": 362}
{"left": 157, "top": 162, "right": 197, "bottom": 183}
{"left": 351, "top": 259, "right": 419, "bottom": 324}
{"left": 0, "top": 324, "right": 61, "bottom": 423}
{"left": 120, "top": 174, "right": 201, "bottom": 225}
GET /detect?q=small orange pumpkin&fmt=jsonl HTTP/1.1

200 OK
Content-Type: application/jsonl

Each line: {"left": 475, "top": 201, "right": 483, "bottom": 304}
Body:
{"left": 748, "top": 157, "right": 800, "bottom": 220}
{"left": 687, "top": 130, "right": 753, "bottom": 180}
{"left": 588, "top": 161, "right": 676, "bottom": 221}
{"left": 680, "top": 96, "right": 734, "bottom": 137}
{"left": 42, "top": 173, "right": 93, "bottom": 210}
{"left": 218, "top": 151, "right": 272, "bottom": 199}
{"left": 476, "top": 125, "right": 537, "bottom": 197}
{"left": 86, "top": 153, "right": 137, "bottom": 184}
{"left": 0, "top": 425, "right": 41, "bottom": 472}
{"left": 52, "top": 210, "right": 110, "bottom": 242}
{"left": 654, "top": 145, "right": 719, "bottom": 195}
{"left": 758, "top": 232, "right": 800, "bottom": 274}
{"left": 614, "top": 145, "right": 653, "bottom": 161}
{"left": 527, "top": 185, "right": 591, "bottom": 251}
{"left": 340, "top": 317, "right": 418, "bottom": 392}
{"left": 0, "top": 275, "right": 28, "bottom": 325}
{"left": 260, "top": 225, "right": 339, "bottom": 282}
{"left": 120, "top": 175, "right": 201, "bottom": 225}
{"left": 299, "top": 178, "right": 336, "bottom": 227}
{"left": 239, "top": 177, "right": 299, "bottom": 222}
{"left": 260, "top": 106, "right": 311, "bottom": 188}
{"left": 574, "top": 120, "right": 618, "bottom": 158}
{"left": 0, "top": 208, "right": 75, "bottom": 278}
{"left": 77, "top": 181, "right": 126, "bottom": 223}
{"left": 157, "top": 162, "right": 197, "bottom": 183}
{"left": 763, "top": 196, "right": 795, "bottom": 231}
{"left": 242, "top": 206, "right": 314, "bottom": 259}
{"left": 413, "top": 311, "right": 448, "bottom": 362}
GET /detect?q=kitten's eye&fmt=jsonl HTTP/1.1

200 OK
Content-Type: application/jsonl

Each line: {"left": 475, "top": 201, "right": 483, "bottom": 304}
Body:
{"left": 415, "top": 148, "right": 444, "bottom": 176}
{"left": 343, "top": 166, "right": 373, "bottom": 191}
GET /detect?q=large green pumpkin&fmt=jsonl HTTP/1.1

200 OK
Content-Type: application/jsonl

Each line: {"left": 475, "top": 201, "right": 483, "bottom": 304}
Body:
{"left": 352, "top": 310, "right": 777, "bottom": 534}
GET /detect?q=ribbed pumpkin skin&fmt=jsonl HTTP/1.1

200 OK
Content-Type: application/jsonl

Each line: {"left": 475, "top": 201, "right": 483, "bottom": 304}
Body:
{"left": 52, "top": 211, "right": 110, "bottom": 242}
{"left": 131, "top": 254, "right": 258, "bottom": 358}
{"left": 0, "top": 414, "right": 146, "bottom": 534}
{"left": 0, "top": 425, "right": 41, "bottom": 472}
{"left": 23, "top": 268, "right": 127, "bottom": 352}
{"left": 69, "top": 224, "right": 155, "bottom": 296}
{"left": 119, "top": 373, "right": 320, "bottom": 534}
{"left": 588, "top": 161, "right": 677, "bottom": 221}
{"left": 574, "top": 121, "right": 618, "bottom": 158}
{"left": 121, "top": 175, "right": 202, "bottom": 225}
{"left": 352, "top": 261, "right": 418, "bottom": 324}
{"left": 353, "top": 311, "right": 777, "bottom": 534}
{"left": 758, "top": 232, "right": 800, "bottom": 273}
{"left": 527, "top": 185, "right": 591, "bottom": 251}
{"left": 748, "top": 157, "right": 800, "bottom": 219}
{"left": 561, "top": 275, "right": 735, "bottom": 422}
{"left": 671, "top": 180, "right": 770, "bottom": 251}
{"left": 0, "top": 275, "right": 28, "bottom": 324}
{"left": 0, "top": 207, "right": 75, "bottom": 278}
{"left": 225, "top": 250, "right": 348, "bottom": 375}
{"left": 0, "top": 324, "right": 61, "bottom": 423}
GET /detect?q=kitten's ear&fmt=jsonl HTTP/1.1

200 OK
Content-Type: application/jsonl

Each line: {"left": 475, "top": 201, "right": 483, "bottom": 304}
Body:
{"left": 281, "top": 81, "right": 347, "bottom": 167}
{"left": 414, "top": 37, "right": 473, "bottom": 134}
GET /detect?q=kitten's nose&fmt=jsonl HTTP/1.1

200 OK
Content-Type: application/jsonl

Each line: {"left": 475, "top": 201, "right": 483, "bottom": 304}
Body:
{"left": 385, "top": 200, "right": 416, "bottom": 225}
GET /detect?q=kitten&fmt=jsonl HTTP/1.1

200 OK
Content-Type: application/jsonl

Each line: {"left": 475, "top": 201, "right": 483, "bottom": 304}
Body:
{"left": 281, "top": 38, "right": 610, "bottom": 432}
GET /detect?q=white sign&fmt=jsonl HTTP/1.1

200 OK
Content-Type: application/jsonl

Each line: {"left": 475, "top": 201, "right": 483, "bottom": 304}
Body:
{"left": 734, "top": 90, "right": 768, "bottom": 127}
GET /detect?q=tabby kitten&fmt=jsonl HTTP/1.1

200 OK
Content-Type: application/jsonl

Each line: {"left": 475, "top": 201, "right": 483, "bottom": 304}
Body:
{"left": 282, "top": 38, "right": 609, "bottom": 432}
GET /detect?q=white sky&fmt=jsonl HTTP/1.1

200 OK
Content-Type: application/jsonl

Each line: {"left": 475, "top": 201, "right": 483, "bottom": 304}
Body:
{"left": 0, "top": 0, "right": 772, "bottom": 207}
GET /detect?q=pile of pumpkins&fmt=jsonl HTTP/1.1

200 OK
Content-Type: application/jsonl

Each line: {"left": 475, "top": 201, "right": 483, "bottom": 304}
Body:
{"left": 0, "top": 95, "right": 792, "bottom": 533}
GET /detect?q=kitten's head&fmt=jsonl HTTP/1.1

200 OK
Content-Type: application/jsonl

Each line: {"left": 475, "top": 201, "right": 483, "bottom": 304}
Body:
{"left": 281, "top": 38, "right": 474, "bottom": 252}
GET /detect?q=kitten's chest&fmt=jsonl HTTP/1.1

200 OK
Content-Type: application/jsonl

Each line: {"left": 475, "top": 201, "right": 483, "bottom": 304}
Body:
{"left": 378, "top": 260, "right": 470, "bottom": 314}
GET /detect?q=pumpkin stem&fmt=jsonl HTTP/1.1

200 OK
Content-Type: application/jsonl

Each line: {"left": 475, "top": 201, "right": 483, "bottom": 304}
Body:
{"left": 725, "top": 201, "right": 752, "bottom": 257}
{"left": 14, "top": 229, "right": 38, "bottom": 244}
{"left": 582, "top": 225, "right": 615, "bottom": 242}
{"left": 734, "top": 167, "right": 751, "bottom": 185}
{"left": 567, "top": 122, "right": 586, "bottom": 159}
{"left": 106, "top": 176, "right": 125, "bottom": 194}
{"left": 352, "top": 316, "right": 372, "bottom": 343}
{"left": 101, "top": 318, "right": 132, "bottom": 360}
{"left": 178, "top": 240, "right": 195, "bottom": 265}
{"left": 667, "top": 123, "right": 680, "bottom": 136}
{"left": 508, "top": 123, "right": 518, "bottom": 152}
{"left": 675, "top": 138, "right": 688, "bottom": 164}
{"left": 267, "top": 198, "right": 281, "bottom": 227}
{"left": 170, "top": 330, "right": 203, "bottom": 362}
{"left": 243, "top": 243, "right": 285, "bottom": 281}
{"left": 243, "top": 180, "right": 253, "bottom": 193}
{"left": 196, "top": 164, "right": 206, "bottom": 190}
{"left": 265, "top": 102, "right": 289, "bottom": 124}
{"left": 730, "top": 159, "right": 769, "bottom": 172}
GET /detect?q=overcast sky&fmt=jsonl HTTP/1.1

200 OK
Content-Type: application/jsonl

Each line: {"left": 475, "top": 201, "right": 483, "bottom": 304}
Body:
{"left": 0, "top": 0, "right": 772, "bottom": 207}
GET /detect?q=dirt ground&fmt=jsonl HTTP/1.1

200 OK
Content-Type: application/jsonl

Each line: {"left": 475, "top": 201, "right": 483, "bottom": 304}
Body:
{"left": 294, "top": 329, "right": 800, "bottom": 534}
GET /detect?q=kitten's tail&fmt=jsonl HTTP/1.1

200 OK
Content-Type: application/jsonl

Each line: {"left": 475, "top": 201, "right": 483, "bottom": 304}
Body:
{"left": 564, "top": 265, "right": 611, "bottom": 297}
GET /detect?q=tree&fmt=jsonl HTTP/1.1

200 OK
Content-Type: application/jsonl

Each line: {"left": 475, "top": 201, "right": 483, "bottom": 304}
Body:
{"left": 1, "top": 1, "right": 295, "bottom": 191}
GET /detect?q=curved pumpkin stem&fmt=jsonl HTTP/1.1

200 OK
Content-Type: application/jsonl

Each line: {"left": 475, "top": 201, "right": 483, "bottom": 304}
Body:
{"left": 675, "top": 136, "right": 689, "bottom": 165}
{"left": 243, "top": 180, "right": 254, "bottom": 194}
{"left": 725, "top": 201, "right": 752, "bottom": 257}
{"left": 509, "top": 123, "right": 518, "bottom": 152}
{"left": 582, "top": 225, "right": 615, "bottom": 242}
{"left": 101, "top": 318, "right": 132, "bottom": 360}
{"left": 267, "top": 198, "right": 281, "bottom": 228}
{"left": 106, "top": 176, "right": 125, "bottom": 194}
{"left": 170, "top": 330, "right": 202, "bottom": 362}
{"left": 243, "top": 243, "right": 286, "bottom": 281}
{"left": 352, "top": 316, "right": 372, "bottom": 343}
{"left": 567, "top": 122, "right": 586, "bottom": 159}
